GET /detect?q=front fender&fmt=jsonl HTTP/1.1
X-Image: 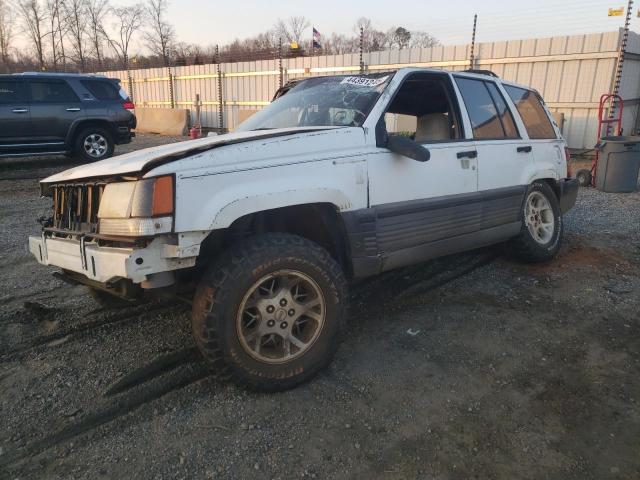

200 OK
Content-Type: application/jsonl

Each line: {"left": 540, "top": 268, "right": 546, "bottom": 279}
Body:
{"left": 210, "top": 188, "right": 352, "bottom": 229}
{"left": 173, "top": 157, "right": 368, "bottom": 232}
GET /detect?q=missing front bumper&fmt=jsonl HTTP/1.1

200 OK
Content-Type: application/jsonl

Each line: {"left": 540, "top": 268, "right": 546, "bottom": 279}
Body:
{"left": 28, "top": 234, "right": 195, "bottom": 286}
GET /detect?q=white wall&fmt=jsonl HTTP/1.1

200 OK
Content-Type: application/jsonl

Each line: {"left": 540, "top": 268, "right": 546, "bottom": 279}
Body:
{"left": 100, "top": 30, "right": 640, "bottom": 149}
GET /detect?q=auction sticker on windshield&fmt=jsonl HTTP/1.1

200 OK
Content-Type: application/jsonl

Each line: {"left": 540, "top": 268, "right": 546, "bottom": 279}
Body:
{"left": 340, "top": 76, "right": 389, "bottom": 87}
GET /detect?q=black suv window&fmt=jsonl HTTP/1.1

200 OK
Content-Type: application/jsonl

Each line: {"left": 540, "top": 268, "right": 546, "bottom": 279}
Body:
{"left": 455, "top": 77, "right": 519, "bottom": 140}
{"left": 504, "top": 85, "right": 556, "bottom": 139}
{"left": 0, "top": 80, "right": 27, "bottom": 104}
{"left": 29, "top": 80, "right": 79, "bottom": 103}
{"left": 81, "top": 80, "right": 121, "bottom": 100}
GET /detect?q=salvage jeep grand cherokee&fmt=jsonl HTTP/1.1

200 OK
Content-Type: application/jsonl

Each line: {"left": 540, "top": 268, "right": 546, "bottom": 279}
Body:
{"left": 29, "top": 68, "right": 578, "bottom": 391}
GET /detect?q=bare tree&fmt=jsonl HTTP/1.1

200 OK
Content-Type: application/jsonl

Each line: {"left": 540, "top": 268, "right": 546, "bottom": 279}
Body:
{"left": 353, "top": 17, "right": 387, "bottom": 52}
{"left": 410, "top": 31, "right": 439, "bottom": 48}
{"left": 387, "top": 26, "right": 411, "bottom": 49}
{"left": 62, "top": 0, "right": 88, "bottom": 71}
{"left": 86, "top": 0, "right": 110, "bottom": 69}
{"left": 273, "top": 16, "right": 309, "bottom": 45}
{"left": 45, "top": 0, "right": 65, "bottom": 70}
{"left": 107, "top": 4, "right": 144, "bottom": 69}
{"left": 18, "top": 0, "right": 47, "bottom": 70}
{"left": 143, "top": 0, "right": 174, "bottom": 66}
{"left": 0, "top": 0, "right": 14, "bottom": 65}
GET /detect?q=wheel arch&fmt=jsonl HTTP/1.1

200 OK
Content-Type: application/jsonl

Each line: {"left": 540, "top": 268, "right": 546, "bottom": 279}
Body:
{"left": 66, "top": 119, "right": 115, "bottom": 148}
{"left": 198, "top": 202, "right": 354, "bottom": 278}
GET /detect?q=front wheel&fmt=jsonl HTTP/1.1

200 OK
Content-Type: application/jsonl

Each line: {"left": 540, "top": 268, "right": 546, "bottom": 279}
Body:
{"left": 74, "top": 127, "right": 114, "bottom": 162}
{"left": 191, "top": 233, "right": 348, "bottom": 391}
{"left": 509, "top": 181, "right": 563, "bottom": 263}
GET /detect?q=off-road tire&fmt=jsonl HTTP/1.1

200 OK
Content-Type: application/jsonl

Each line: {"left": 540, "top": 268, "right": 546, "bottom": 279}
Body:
{"left": 191, "top": 233, "right": 348, "bottom": 392}
{"left": 575, "top": 168, "right": 592, "bottom": 187}
{"left": 509, "top": 181, "right": 563, "bottom": 263}
{"left": 74, "top": 127, "right": 114, "bottom": 162}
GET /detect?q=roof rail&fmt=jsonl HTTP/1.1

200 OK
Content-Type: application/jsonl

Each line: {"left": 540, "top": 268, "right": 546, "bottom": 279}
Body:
{"left": 462, "top": 69, "right": 499, "bottom": 78}
{"left": 11, "top": 72, "right": 107, "bottom": 78}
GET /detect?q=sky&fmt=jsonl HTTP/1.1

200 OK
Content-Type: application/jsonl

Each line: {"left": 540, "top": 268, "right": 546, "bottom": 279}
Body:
{"left": 11, "top": 0, "right": 640, "bottom": 52}
{"left": 127, "top": 0, "right": 637, "bottom": 47}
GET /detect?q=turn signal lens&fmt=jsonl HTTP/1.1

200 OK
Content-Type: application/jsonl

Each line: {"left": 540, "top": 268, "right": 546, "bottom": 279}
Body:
{"left": 152, "top": 176, "right": 174, "bottom": 216}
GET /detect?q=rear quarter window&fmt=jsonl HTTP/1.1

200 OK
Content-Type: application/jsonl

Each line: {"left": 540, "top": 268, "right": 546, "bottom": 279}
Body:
{"left": 504, "top": 85, "right": 556, "bottom": 139}
{"left": 80, "top": 80, "right": 122, "bottom": 101}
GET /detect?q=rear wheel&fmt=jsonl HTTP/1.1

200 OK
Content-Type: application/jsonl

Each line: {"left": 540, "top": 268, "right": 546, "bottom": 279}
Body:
{"left": 191, "top": 233, "right": 348, "bottom": 391}
{"left": 74, "top": 127, "right": 114, "bottom": 162}
{"left": 509, "top": 181, "right": 563, "bottom": 263}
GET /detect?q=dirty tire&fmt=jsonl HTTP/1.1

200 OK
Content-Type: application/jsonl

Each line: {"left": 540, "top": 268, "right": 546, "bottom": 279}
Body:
{"left": 191, "top": 233, "right": 348, "bottom": 392}
{"left": 74, "top": 127, "right": 114, "bottom": 162}
{"left": 509, "top": 181, "right": 563, "bottom": 263}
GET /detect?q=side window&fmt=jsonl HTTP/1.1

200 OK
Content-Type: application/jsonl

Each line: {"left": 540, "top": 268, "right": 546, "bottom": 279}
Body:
{"left": 0, "top": 81, "right": 27, "bottom": 104}
{"left": 485, "top": 83, "right": 519, "bottom": 138}
{"left": 29, "top": 81, "right": 79, "bottom": 103}
{"left": 80, "top": 80, "right": 121, "bottom": 101}
{"left": 384, "top": 74, "right": 462, "bottom": 143}
{"left": 455, "top": 77, "right": 519, "bottom": 140}
{"left": 504, "top": 85, "right": 556, "bottom": 139}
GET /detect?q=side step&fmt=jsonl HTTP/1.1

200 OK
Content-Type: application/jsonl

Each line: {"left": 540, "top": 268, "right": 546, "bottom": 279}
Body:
{"left": 0, "top": 151, "right": 68, "bottom": 158}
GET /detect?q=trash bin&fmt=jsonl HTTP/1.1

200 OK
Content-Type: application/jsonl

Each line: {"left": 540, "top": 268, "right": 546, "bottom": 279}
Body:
{"left": 596, "top": 136, "right": 640, "bottom": 192}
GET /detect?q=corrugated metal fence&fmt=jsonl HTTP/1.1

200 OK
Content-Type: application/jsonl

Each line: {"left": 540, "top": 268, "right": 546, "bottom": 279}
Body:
{"left": 99, "top": 30, "right": 640, "bottom": 149}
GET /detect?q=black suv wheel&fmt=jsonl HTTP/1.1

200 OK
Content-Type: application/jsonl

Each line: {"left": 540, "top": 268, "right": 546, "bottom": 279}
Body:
{"left": 74, "top": 127, "right": 114, "bottom": 162}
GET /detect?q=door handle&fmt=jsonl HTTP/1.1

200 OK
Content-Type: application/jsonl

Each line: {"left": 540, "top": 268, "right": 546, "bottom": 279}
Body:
{"left": 457, "top": 150, "right": 477, "bottom": 159}
{"left": 12, "top": 108, "right": 28, "bottom": 113}
{"left": 66, "top": 107, "right": 81, "bottom": 112}
{"left": 517, "top": 146, "right": 533, "bottom": 153}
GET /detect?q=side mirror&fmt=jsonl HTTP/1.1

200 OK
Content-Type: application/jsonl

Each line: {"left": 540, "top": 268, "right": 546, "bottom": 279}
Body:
{"left": 386, "top": 135, "right": 431, "bottom": 162}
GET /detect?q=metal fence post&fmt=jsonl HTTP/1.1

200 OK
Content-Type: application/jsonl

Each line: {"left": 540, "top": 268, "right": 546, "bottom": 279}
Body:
{"left": 469, "top": 14, "right": 478, "bottom": 69}
{"left": 216, "top": 45, "right": 224, "bottom": 132}
{"left": 127, "top": 71, "right": 134, "bottom": 103}
{"left": 359, "top": 27, "right": 364, "bottom": 74}
{"left": 278, "top": 37, "right": 284, "bottom": 88}
{"left": 609, "top": 0, "right": 633, "bottom": 134}
{"left": 168, "top": 67, "right": 175, "bottom": 109}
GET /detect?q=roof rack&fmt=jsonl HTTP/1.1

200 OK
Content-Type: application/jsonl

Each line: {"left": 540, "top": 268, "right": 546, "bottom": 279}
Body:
{"left": 462, "top": 69, "right": 499, "bottom": 78}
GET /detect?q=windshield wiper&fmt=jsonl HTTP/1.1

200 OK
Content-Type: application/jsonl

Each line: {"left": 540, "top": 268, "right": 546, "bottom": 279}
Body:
{"left": 251, "top": 127, "right": 275, "bottom": 131}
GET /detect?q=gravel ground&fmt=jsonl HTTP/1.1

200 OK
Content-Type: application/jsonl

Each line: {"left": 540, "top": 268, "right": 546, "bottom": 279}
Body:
{"left": 1, "top": 135, "right": 639, "bottom": 480}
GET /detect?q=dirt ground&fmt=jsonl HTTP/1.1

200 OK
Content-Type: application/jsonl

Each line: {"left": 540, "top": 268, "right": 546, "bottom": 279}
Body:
{"left": 1, "top": 135, "right": 639, "bottom": 480}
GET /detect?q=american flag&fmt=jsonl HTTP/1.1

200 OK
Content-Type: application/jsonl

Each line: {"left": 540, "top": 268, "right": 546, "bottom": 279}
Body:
{"left": 312, "top": 27, "right": 322, "bottom": 49}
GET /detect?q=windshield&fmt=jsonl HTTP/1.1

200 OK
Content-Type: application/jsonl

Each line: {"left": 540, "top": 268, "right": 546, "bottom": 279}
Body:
{"left": 236, "top": 73, "right": 393, "bottom": 131}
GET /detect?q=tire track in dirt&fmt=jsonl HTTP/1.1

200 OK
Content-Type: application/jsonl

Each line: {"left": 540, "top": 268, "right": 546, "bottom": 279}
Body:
{"left": 2, "top": 301, "right": 183, "bottom": 358}
{"left": 0, "top": 358, "right": 211, "bottom": 471}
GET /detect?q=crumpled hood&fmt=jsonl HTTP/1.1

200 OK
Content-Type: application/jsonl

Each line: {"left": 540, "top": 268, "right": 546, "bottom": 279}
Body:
{"left": 41, "top": 127, "right": 339, "bottom": 184}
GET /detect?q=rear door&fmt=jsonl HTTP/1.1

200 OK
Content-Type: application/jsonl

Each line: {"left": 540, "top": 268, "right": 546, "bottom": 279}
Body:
{"left": 0, "top": 79, "right": 30, "bottom": 146}
{"left": 27, "top": 79, "right": 85, "bottom": 144}
{"left": 502, "top": 85, "right": 566, "bottom": 177}
{"left": 454, "top": 76, "right": 532, "bottom": 231}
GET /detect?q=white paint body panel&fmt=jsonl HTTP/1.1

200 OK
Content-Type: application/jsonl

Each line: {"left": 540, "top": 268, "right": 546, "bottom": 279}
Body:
{"left": 33, "top": 68, "right": 569, "bottom": 286}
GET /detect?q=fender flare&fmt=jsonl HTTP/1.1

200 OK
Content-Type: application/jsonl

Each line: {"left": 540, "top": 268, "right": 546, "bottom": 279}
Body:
{"left": 207, "top": 188, "right": 352, "bottom": 230}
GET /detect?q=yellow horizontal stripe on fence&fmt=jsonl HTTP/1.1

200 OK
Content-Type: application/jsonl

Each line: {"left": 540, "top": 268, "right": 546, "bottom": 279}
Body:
{"left": 174, "top": 100, "right": 270, "bottom": 106}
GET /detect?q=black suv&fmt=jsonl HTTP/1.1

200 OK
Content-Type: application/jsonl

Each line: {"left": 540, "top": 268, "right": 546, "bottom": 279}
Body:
{"left": 0, "top": 73, "right": 136, "bottom": 162}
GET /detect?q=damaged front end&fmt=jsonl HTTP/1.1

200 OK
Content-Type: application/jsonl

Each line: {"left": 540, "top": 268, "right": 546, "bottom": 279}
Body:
{"left": 30, "top": 174, "right": 200, "bottom": 299}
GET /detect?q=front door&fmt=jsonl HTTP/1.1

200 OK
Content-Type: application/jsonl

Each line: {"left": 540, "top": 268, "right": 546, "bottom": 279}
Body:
{"left": 367, "top": 73, "right": 479, "bottom": 264}
{"left": 26, "top": 79, "right": 85, "bottom": 145}
{"left": 0, "top": 79, "right": 31, "bottom": 148}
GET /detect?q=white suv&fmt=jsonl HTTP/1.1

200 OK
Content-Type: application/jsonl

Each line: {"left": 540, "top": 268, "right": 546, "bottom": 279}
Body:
{"left": 29, "top": 68, "right": 578, "bottom": 391}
